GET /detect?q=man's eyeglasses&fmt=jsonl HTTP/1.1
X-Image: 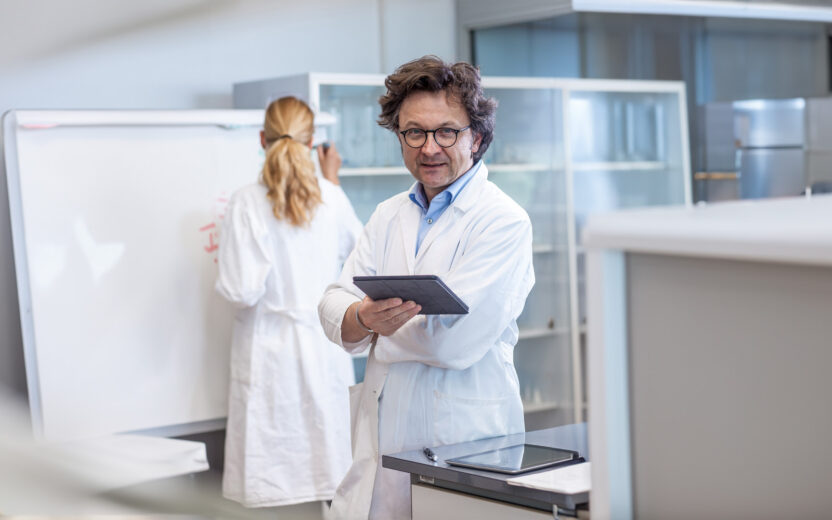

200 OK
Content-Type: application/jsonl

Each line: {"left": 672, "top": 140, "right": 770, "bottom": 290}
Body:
{"left": 399, "top": 126, "right": 471, "bottom": 149}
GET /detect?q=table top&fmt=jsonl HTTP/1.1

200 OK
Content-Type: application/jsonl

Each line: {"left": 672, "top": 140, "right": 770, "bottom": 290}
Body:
{"left": 582, "top": 194, "right": 832, "bottom": 267}
{"left": 382, "top": 423, "right": 588, "bottom": 512}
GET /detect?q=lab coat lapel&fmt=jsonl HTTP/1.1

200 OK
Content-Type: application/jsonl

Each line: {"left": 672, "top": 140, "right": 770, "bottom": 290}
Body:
{"left": 416, "top": 206, "right": 457, "bottom": 262}
{"left": 397, "top": 202, "right": 419, "bottom": 274}
{"left": 416, "top": 164, "right": 488, "bottom": 262}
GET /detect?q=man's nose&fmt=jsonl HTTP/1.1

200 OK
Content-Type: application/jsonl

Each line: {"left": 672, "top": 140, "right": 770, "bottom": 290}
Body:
{"left": 420, "top": 132, "right": 442, "bottom": 154}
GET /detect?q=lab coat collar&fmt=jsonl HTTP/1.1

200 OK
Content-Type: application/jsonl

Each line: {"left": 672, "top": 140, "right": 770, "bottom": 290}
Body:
{"left": 395, "top": 162, "right": 488, "bottom": 272}
{"left": 414, "top": 163, "right": 488, "bottom": 262}
{"left": 408, "top": 160, "right": 482, "bottom": 212}
{"left": 450, "top": 161, "right": 487, "bottom": 214}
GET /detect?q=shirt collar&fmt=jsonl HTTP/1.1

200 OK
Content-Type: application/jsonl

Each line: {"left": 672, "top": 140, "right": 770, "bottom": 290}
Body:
{"left": 408, "top": 161, "right": 482, "bottom": 211}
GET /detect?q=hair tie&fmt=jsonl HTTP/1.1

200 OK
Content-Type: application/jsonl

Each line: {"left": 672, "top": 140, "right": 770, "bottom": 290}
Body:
{"left": 277, "top": 134, "right": 292, "bottom": 140}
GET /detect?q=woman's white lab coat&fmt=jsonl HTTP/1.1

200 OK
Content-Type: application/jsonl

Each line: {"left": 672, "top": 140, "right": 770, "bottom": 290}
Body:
{"left": 318, "top": 164, "right": 535, "bottom": 519}
{"left": 216, "top": 179, "right": 361, "bottom": 507}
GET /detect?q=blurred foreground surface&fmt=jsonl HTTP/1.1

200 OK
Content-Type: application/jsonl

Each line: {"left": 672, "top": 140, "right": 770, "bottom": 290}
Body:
{"left": 0, "top": 392, "right": 324, "bottom": 519}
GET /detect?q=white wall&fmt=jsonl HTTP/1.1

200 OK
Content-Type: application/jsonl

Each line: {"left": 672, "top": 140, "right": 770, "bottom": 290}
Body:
{"left": 0, "top": 0, "right": 457, "bottom": 111}
{"left": 0, "top": 0, "right": 456, "bottom": 397}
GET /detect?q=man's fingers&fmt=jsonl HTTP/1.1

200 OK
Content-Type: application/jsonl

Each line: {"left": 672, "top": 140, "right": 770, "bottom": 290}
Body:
{"left": 384, "top": 302, "right": 420, "bottom": 323}
{"left": 379, "top": 301, "right": 418, "bottom": 321}
{"left": 365, "top": 296, "right": 403, "bottom": 313}
{"left": 361, "top": 297, "right": 421, "bottom": 335}
{"left": 384, "top": 304, "right": 422, "bottom": 334}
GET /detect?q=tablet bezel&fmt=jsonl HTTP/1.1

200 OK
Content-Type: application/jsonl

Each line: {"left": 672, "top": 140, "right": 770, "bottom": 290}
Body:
{"left": 352, "top": 275, "right": 469, "bottom": 315}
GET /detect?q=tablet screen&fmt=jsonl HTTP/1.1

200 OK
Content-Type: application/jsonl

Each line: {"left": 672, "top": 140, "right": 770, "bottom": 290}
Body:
{"left": 445, "top": 444, "right": 578, "bottom": 474}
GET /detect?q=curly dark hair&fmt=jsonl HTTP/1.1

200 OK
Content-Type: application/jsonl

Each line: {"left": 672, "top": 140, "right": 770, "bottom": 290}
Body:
{"left": 378, "top": 55, "right": 496, "bottom": 164}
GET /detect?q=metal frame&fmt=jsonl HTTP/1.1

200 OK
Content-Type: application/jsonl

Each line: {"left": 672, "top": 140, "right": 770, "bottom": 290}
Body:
{"left": 486, "top": 76, "right": 691, "bottom": 424}
{"left": 302, "top": 73, "right": 691, "bottom": 426}
{"left": 3, "top": 110, "right": 43, "bottom": 436}
{"left": 573, "top": 0, "right": 832, "bottom": 22}
{"left": 586, "top": 249, "right": 633, "bottom": 520}
{"left": 456, "top": 0, "right": 832, "bottom": 37}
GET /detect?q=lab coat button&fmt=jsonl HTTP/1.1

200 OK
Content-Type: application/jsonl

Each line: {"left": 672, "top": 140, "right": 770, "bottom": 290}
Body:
{"left": 427, "top": 218, "right": 433, "bottom": 224}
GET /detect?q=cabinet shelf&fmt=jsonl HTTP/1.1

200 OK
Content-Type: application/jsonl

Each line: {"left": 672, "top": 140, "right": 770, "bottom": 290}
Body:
{"left": 488, "top": 162, "right": 552, "bottom": 173}
{"left": 518, "top": 327, "right": 570, "bottom": 340}
{"left": 572, "top": 161, "right": 667, "bottom": 172}
{"left": 522, "top": 400, "right": 560, "bottom": 414}
{"left": 341, "top": 162, "right": 556, "bottom": 176}
{"left": 536, "top": 275, "right": 570, "bottom": 285}
{"left": 533, "top": 243, "right": 569, "bottom": 254}
{"left": 340, "top": 166, "right": 410, "bottom": 176}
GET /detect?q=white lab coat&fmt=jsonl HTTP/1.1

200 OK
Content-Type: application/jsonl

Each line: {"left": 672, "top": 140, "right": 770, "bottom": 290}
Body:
{"left": 318, "top": 164, "right": 534, "bottom": 520}
{"left": 216, "top": 179, "right": 361, "bottom": 507}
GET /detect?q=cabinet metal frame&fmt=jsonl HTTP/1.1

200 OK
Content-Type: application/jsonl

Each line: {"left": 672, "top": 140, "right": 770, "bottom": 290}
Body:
{"left": 235, "top": 73, "right": 692, "bottom": 425}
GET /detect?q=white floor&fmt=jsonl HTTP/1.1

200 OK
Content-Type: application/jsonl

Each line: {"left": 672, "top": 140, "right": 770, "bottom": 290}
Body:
{"left": 1, "top": 469, "right": 327, "bottom": 519}
{"left": 112, "top": 470, "right": 329, "bottom": 520}
{"left": 190, "top": 470, "right": 327, "bottom": 520}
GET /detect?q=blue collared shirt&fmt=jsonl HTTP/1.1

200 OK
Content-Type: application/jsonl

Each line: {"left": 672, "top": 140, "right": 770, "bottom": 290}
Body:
{"left": 408, "top": 161, "right": 482, "bottom": 256}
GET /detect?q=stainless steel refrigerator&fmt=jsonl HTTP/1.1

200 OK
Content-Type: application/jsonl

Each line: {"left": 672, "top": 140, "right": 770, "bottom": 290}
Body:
{"left": 697, "top": 97, "right": 832, "bottom": 202}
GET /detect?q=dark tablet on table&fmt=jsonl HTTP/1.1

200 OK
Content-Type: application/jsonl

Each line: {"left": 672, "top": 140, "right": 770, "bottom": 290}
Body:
{"left": 352, "top": 275, "right": 468, "bottom": 315}
{"left": 444, "top": 444, "right": 581, "bottom": 475}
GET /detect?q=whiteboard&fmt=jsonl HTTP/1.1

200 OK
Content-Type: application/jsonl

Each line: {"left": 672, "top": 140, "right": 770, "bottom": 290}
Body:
{"left": 3, "top": 110, "right": 267, "bottom": 441}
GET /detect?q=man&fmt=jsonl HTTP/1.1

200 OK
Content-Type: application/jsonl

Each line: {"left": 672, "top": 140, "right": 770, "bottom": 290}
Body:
{"left": 318, "top": 56, "right": 535, "bottom": 520}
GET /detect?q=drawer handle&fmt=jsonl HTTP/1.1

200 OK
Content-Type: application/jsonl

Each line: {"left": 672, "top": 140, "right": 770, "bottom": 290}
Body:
{"left": 694, "top": 171, "right": 739, "bottom": 181}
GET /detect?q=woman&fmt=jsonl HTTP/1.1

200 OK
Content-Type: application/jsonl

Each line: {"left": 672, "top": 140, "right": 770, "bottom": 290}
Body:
{"left": 216, "top": 96, "right": 361, "bottom": 507}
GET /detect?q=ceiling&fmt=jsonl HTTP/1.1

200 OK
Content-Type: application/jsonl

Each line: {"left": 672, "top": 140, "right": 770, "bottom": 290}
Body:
{"left": 0, "top": 0, "right": 227, "bottom": 66}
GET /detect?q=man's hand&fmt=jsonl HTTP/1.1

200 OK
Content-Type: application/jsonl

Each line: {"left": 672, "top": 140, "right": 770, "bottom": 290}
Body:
{"left": 358, "top": 296, "right": 421, "bottom": 336}
{"left": 342, "top": 296, "right": 421, "bottom": 343}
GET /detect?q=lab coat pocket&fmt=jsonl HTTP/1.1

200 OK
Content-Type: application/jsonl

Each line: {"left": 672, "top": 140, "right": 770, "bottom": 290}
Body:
{"left": 348, "top": 382, "right": 363, "bottom": 456}
{"left": 433, "top": 390, "right": 509, "bottom": 446}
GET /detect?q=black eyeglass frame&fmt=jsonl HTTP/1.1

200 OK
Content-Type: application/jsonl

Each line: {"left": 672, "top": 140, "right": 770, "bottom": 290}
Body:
{"left": 398, "top": 126, "right": 471, "bottom": 149}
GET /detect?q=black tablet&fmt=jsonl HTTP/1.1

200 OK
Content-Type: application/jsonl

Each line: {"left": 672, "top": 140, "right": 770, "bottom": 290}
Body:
{"left": 444, "top": 444, "right": 581, "bottom": 475}
{"left": 352, "top": 275, "right": 469, "bottom": 315}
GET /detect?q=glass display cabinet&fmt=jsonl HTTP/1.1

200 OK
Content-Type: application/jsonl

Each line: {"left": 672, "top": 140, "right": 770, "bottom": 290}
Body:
{"left": 233, "top": 74, "right": 691, "bottom": 428}
{"left": 560, "top": 80, "right": 691, "bottom": 426}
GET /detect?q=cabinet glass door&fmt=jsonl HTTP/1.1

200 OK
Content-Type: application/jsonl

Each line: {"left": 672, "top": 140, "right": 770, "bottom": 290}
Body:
{"left": 318, "top": 83, "right": 414, "bottom": 383}
{"left": 569, "top": 91, "right": 687, "bottom": 241}
{"left": 484, "top": 85, "right": 574, "bottom": 428}
{"left": 569, "top": 89, "right": 688, "bottom": 420}
{"left": 319, "top": 84, "right": 413, "bottom": 223}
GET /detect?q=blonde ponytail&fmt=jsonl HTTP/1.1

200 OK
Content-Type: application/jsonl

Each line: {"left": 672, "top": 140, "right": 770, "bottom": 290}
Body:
{"left": 261, "top": 97, "right": 322, "bottom": 227}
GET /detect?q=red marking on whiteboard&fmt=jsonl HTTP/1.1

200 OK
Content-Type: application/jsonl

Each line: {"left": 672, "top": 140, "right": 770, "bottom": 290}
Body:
{"left": 203, "top": 192, "right": 231, "bottom": 263}
{"left": 204, "top": 233, "right": 218, "bottom": 253}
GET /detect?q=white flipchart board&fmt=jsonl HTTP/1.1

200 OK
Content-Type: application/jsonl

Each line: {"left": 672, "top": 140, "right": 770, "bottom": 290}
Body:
{"left": 3, "top": 110, "right": 266, "bottom": 441}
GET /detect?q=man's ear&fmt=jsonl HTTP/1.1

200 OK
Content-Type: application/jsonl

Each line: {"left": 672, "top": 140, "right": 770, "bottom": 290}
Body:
{"left": 260, "top": 130, "right": 267, "bottom": 149}
{"left": 472, "top": 132, "right": 483, "bottom": 155}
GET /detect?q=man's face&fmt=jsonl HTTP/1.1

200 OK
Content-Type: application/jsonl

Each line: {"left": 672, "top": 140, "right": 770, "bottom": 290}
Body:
{"left": 397, "top": 90, "right": 482, "bottom": 202}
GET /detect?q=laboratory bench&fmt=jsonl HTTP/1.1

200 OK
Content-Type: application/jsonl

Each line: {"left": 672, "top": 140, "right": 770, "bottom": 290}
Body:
{"left": 383, "top": 423, "right": 589, "bottom": 519}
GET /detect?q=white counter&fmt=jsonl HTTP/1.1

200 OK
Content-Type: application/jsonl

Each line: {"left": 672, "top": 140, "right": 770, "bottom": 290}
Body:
{"left": 583, "top": 194, "right": 832, "bottom": 520}
{"left": 583, "top": 194, "right": 832, "bottom": 266}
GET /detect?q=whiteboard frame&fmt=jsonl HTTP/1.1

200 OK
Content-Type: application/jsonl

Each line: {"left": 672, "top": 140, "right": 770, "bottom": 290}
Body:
{"left": 3, "top": 110, "right": 43, "bottom": 434}
{"left": 3, "top": 109, "right": 264, "bottom": 439}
